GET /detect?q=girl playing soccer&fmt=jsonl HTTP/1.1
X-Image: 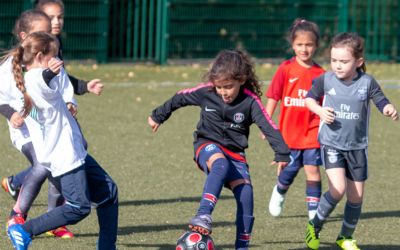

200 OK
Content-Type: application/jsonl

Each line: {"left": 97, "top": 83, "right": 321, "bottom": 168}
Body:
{"left": 6, "top": 31, "right": 118, "bottom": 250}
{"left": 0, "top": 9, "right": 103, "bottom": 239}
{"left": 304, "top": 32, "right": 398, "bottom": 250}
{"left": 148, "top": 49, "right": 291, "bottom": 249}
{"left": 35, "top": 0, "right": 104, "bottom": 95}
{"left": 265, "top": 19, "right": 324, "bottom": 219}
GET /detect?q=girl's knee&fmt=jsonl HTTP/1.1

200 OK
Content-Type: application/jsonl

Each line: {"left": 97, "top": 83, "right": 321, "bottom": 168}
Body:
{"left": 206, "top": 153, "right": 226, "bottom": 170}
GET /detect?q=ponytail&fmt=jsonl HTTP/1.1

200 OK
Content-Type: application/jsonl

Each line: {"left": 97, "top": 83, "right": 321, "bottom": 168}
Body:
{"left": 11, "top": 46, "right": 34, "bottom": 117}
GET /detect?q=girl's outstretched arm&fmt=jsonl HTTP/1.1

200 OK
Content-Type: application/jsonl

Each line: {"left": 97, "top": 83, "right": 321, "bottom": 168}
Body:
{"left": 383, "top": 104, "right": 399, "bottom": 121}
{"left": 148, "top": 116, "right": 160, "bottom": 132}
{"left": 87, "top": 79, "right": 104, "bottom": 95}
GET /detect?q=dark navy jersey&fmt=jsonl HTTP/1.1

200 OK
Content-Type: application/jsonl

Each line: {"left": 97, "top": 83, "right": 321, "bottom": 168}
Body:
{"left": 151, "top": 83, "right": 291, "bottom": 162}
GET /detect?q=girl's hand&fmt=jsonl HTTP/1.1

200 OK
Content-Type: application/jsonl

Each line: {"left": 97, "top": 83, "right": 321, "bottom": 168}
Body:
{"left": 318, "top": 107, "right": 335, "bottom": 124}
{"left": 48, "top": 57, "right": 63, "bottom": 74}
{"left": 10, "top": 112, "right": 24, "bottom": 128}
{"left": 270, "top": 161, "right": 289, "bottom": 176}
{"left": 67, "top": 102, "right": 78, "bottom": 117}
{"left": 87, "top": 79, "right": 104, "bottom": 95}
{"left": 148, "top": 116, "right": 160, "bottom": 132}
{"left": 383, "top": 104, "right": 399, "bottom": 121}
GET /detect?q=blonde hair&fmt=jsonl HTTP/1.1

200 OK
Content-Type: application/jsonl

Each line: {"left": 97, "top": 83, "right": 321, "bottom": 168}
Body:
{"left": 10, "top": 31, "right": 59, "bottom": 117}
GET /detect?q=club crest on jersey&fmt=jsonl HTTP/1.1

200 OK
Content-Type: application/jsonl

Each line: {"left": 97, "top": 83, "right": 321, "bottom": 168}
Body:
{"left": 233, "top": 113, "right": 245, "bottom": 123}
{"left": 205, "top": 144, "right": 217, "bottom": 152}
{"left": 327, "top": 149, "right": 338, "bottom": 163}
{"left": 357, "top": 87, "right": 367, "bottom": 101}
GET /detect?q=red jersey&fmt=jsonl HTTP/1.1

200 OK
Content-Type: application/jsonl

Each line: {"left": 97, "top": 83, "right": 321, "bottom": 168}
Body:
{"left": 266, "top": 57, "right": 325, "bottom": 149}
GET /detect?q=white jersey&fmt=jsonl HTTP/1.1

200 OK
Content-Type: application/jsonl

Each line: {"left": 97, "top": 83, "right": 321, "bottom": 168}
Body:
{"left": 0, "top": 56, "right": 76, "bottom": 151}
{"left": 24, "top": 68, "right": 86, "bottom": 176}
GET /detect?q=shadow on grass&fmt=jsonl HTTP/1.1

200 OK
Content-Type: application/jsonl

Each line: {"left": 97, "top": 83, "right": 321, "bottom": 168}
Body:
{"left": 75, "top": 221, "right": 235, "bottom": 237}
{"left": 282, "top": 210, "right": 400, "bottom": 221}
{"left": 119, "top": 195, "right": 233, "bottom": 206}
{"left": 289, "top": 244, "right": 400, "bottom": 250}
{"left": 119, "top": 243, "right": 237, "bottom": 249}
{"left": 117, "top": 221, "right": 234, "bottom": 235}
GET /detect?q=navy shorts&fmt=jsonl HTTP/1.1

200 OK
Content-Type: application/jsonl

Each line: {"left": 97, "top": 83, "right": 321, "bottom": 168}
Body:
{"left": 195, "top": 143, "right": 251, "bottom": 185}
{"left": 288, "top": 148, "right": 322, "bottom": 170}
{"left": 321, "top": 145, "right": 368, "bottom": 181}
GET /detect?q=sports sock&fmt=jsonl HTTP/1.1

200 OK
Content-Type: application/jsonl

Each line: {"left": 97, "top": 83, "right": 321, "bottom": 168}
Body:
{"left": 9, "top": 209, "right": 27, "bottom": 220}
{"left": 233, "top": 184, "right": 254, "bottom": 249}
{"left": 197, "top": 158, "right": 230, "bottom": 215}
{"left": 312, "top": 191, "right": 339, "bottom": 230}
{"left": 277, "top": 163, "right": 300, "bottom": 195}
{"left": 306, "top": 180, "right": 321, "bottom": 213}
{"left": 340, "top": 201, "right": 362, "bottom": 238}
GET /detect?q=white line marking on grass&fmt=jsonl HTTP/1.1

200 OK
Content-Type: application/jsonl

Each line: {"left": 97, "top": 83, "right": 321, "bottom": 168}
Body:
{"left": 106, "top": 80, "right": 400, "bottom": 89}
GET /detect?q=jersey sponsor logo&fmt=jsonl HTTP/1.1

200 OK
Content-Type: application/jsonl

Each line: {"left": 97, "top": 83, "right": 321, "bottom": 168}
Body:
{"left": 230, "top": 123, "right": 243, "bottom": 129}
{"left": 284, "top": 96, "right": 305, "bottom": 107}
{"left": 233, "top": 113, "right": 245, "bottom": 123}
{"left": 205, "top": 144, "right": 217, "bottom": 152}
{"left": 205, "top": 106, "right": 216, "bottom": 112}
{"left": 327, "top": 88, "right": 336, "bottom": 96}
{"left": 334, "top": 104, "right": 360, "bottom": 120}
{"left": 289, "top": 77, "right": 299, "bottom": 83}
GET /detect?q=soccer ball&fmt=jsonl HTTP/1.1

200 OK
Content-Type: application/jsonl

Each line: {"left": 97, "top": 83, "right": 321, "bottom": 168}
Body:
{"left": 176, "top": 231, "right": 215, "bottom": 250}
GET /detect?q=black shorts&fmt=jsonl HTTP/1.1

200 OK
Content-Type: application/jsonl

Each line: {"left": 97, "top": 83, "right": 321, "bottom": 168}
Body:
{"left": 321, "top": 145, "right": 368, "bottom": 181}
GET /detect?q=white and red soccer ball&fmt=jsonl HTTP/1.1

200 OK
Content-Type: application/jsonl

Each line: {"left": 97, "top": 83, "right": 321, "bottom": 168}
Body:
{"left": 176, "top": 231, "right": 215, "bottom": 250}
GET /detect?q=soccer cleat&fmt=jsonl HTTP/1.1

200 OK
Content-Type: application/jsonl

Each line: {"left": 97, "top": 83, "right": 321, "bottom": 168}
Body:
{"left": 336, "top": 235, "right": 361, "bottom": 250}
{"left": 2, "top": 176, "right": 20, "bottom": 201}
{"left": 45, "top": 226, "right": 74, "bottom": 238}
{"left": 308, "top": 210, "right": 317, "bottom": 220}
{"left": 7, "top": 214, "right": 26, "bottom": 230}
{"left": 268, "top": 185, "right": 285, "bottom": 217}
{"left": 188, "top": 214, "right": 212, "bottom": 235}
{"left": 7, "top": 224, "right": 32, "bottom": 250}
{"left": 305, "top": 221, "right": 320, "bottom": 250}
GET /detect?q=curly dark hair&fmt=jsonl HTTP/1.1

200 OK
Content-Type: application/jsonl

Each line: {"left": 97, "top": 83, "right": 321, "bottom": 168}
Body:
{"left": 203, "top": 49, "right": 262, "bottom": 98}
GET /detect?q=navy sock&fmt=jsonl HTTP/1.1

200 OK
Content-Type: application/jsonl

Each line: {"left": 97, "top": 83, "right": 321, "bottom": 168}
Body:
{"left": 197, "top": 158, "right": 230, "bottom": 215}
{"left": 233, "top": 184, "right": 254, "bottom": 249}
{"left": 312, "top": 191, "right": 339, "bottom": 230}
{"left": 306, "top": 180, "right": 322, "bottom": 212}
{"left": 340, "top": 201, "right": 362, "bottom": 238}
{"left": 277, "top": 162, "right": 300, "bottom": 194}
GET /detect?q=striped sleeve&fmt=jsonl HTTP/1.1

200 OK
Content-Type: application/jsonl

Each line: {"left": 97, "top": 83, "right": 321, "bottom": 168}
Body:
{"left": 245, "top": 89, "right": 290, "bottom": 162}
{"left": 151, "top": 83, "right": 212, "bottom": 124}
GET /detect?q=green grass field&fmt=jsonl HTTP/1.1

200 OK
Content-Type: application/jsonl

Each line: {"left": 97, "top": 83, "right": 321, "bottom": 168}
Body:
{"left": 0, "top": 62, "right": 399, "bottom": 249}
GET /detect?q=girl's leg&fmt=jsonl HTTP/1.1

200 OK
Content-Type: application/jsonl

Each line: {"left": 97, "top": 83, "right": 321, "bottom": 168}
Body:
{"left": 269, "top": 150, "right": 301, "bottom": 217}
{"left": 20, "top": 165, "right": 91, "bottom": 236}
{"left": 311, "top": 167, "right": 346, "bottom": 229}
{"left": 84, "top": 154, "right": 118, "bottom": 250}
{"left": 339, "top": 180, "right": 364, "bottom": 238}
{"left": 12, "top": 142, "right": 37, "bottom": 189}
{"left": 232, "top": 183, "right": 254, "bottom": 250}
{"left": 47, "top": 177, "right": 64, "bottom": 211}
{"left": 11, "top": 142, "right": 49, "bottom": 217}
{"left": 10, "top": 166, "right": 32, "bottom": 189}
{"left": 304, "top": 164, "right": 321, "bottom": 219}
{"left": 190, "top": 144, "right": 231, "bottom": 234}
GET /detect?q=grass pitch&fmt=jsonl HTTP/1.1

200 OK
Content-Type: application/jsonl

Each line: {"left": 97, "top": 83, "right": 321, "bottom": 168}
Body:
{"left": 0, "top": 62, "right": 399, "bottom": 249}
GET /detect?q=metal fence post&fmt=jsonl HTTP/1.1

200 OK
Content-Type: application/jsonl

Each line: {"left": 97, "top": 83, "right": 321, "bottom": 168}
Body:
{"left": 160, "top": 0, "right": 169, "bottom": 65}
{"left": 338, "top": 0, "right": 349, "bottom": 32}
